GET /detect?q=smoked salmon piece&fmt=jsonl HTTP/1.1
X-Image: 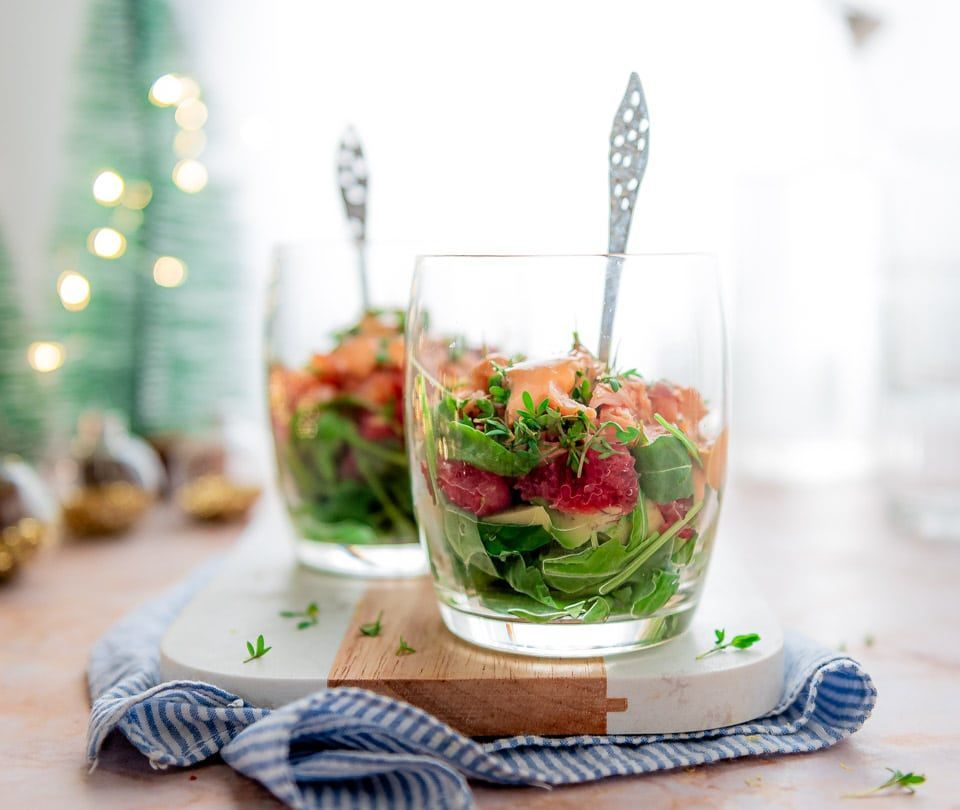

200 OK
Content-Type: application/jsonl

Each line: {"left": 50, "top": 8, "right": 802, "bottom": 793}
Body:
{"left": 590, "top": 378, "right": 653, "bottom": 431}
{"left": 648, "top": 381, "right": 680, "bottom": 424}
{"left": 504, "top": 355, "right": 596, "bottom": 425}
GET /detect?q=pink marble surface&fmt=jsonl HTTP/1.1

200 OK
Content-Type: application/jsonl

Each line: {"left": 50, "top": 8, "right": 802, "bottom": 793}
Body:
{"left": 1, "top": 482, "right": 958, "bottom": 808}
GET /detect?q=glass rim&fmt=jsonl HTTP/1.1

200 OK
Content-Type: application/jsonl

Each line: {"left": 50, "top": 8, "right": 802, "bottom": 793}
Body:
{"left": 414, "top": 251, "right": 717, "bottom": 261}
{"left": 272, "top": 237, "right": 437, "bottom": 251}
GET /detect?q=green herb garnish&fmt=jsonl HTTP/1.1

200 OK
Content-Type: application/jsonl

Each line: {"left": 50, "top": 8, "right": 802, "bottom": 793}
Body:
{"left": 598, "top": 368, "right": 641, "bottom": 392}
{"left": 243, "top": 634, "right": 272, "bottom": 663}
{"left": 843, "top": 768, "right": 926, "bottom": 799}
{"left": 280, "top": 601, "right": 320, "bottom": 630}
{"left": 696, "top": 628, "right": 760, "bottom": 660}
{"left": 396, "top": 636, "right": 416, "bottom": 656}
{"left": 360, "top": 610, "right": 383, "bottom": 637}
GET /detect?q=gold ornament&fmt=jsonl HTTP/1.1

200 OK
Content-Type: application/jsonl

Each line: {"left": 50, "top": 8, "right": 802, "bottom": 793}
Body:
{"left": 176, "top": 474, "right": 261, "bottom": 522}
{"left": 0, "top": 518, "right": 49, "bottom": 581}
{"left": 62, "top": 482, "right": 153, "bottom": 537}
{"left": 1, "top": 457, "right": 57, "bottom": 582}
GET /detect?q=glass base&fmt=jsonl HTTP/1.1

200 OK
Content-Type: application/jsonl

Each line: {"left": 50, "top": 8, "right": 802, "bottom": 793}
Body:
{"left": 295, "top": 539, "right": 427, "bottom": 578}
{"left": 438, "top": 601, "right": 696, "bottom": 658}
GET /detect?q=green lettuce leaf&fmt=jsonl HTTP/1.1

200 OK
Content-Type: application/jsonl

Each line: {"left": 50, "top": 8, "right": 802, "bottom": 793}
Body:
{"left": 633, "top": 435, "right": 694, "bottom": 502}
{"left": 441, "top": 420, "right": 537, "bottom": 476}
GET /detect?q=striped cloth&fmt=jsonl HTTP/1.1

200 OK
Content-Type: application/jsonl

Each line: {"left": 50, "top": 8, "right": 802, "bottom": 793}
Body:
{"left": 87, "top": 564, "right": 877, "bottom": 810}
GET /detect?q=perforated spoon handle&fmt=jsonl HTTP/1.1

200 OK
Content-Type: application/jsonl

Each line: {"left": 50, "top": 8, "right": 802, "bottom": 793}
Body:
{"left": 337, "top": 127, "right": 371, "bottom": 311}
{"left": 598, "top": 74, "right": 650, "bottom": 363}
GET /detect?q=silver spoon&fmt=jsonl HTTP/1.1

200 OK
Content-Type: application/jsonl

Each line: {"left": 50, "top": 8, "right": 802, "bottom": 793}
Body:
{"left": 337, "top": 126, "right": 370, "bottom": 311}
{"left": 598, "top": 73, "right": 650, "bottom": 364}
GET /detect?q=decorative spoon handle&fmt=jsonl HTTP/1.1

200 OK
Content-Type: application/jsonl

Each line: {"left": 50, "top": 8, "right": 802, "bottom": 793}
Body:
{"left": 337, "top": 127, "right": 370, "bottom": 311}
{"left": 598, "top": 73, "right": 650, "bottom": 364}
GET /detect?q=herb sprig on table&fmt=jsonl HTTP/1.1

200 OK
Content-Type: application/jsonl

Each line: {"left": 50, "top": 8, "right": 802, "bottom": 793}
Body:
{"left": 843, "top": 768, "right": 926, "bottom": 799}
{"left": 360, "top": 611, "right": 383, "bottom": 637}
{"left": 243, "top": 634, "right": 272, "bottom": 663}
{"left": 396, "top": 637, "right": 416, "bottom": 656}
{"left": 696, "top": 628, "right": 760, "bottom": 660}
{"left": 280, "top": 601, "right": 319, "bottom": 630}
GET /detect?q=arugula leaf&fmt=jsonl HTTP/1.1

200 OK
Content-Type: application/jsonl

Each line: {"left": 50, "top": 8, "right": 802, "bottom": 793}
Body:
{"left": 353, "top": 450, "right": 416, "bottom": 537}
{"left": 541, "top": 538, "right": 630, "bottom": 594}
{"left": 672, "top": 531, "right": 697, "bottom": 566}
{"left": 442, "top": 508, "right": 498, "bottom": 576}
{"left": 442, "top": 420, "right": 538, "bottom": 476}
{"left": 580, "top": 595, "right": 612, "bottom": 623}
{"left": 630, "top": 569, "right": 679, "bottom": 615}
{"left": 480, "top": 592, "right": 585, "bottom": 622}
{"left": 633, "top": 435, "right": 694, "bottom": 502}
{"left": 501, "top": 554, "right": 559, "bottom": 608}
{"left": 293, "top": 510, "right": 380, "bottom": 545}
{"left": 417, "top": 374, "right": 440, "bottom": 494}
{"left": 598, "top": 501, "right": 702, "bottom": 595}
{"left": 628, "top": 495, "right": 647, "bottom": 550}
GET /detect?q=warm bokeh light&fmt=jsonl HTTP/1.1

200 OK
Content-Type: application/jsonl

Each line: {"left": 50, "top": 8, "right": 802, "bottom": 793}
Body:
{"left": 148, "top": 73, "right": 182, "bottom": 106}
{"left": 174, "top": 98, "right": 208, "bottom": 131}
{"left": 177, "top": 76, "right": 201, "bottom": 101}
{"left": 121, "top": 180, "right": 153, "bottom": 210}
{"left": 92, "top": 170, "right": 124, "bottom": 205}
{"left": 172, "top": 159, "right": 208, "bottom": 193}
{"left": 87, "top": 227, "right": 127, "bottom": 259}
{"left": 153, "top": 256, "right": 187, "bottom": 287}
{"left": 57, "top": 270, "right": 91, "bottom": 311}
{"left": 27, "top": 341, "right": 65, "bottom": 373}
{"left": 173, "top": 128, "right": 206, "bottom": 158}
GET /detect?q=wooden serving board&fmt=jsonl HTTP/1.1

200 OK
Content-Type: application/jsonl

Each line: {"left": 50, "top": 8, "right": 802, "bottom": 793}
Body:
{"left": 160, "top": 503, "right": 784, "bottom": 736}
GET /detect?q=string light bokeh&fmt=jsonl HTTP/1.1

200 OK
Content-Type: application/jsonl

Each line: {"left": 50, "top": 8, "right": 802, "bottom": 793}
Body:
{"left": 40, "top": 71, "right": 210, "bottom": 377}
{"left": 26, "top": 341, "right": 65, "bottom": 373}
{"left": 152, "top": 256, "right": 187, "bottom": 288}
{"left": 56, "top": 270, "right": 91, "bottom": 312}
{"left": 92, "top": 170, "right": 124, "bottom": 205}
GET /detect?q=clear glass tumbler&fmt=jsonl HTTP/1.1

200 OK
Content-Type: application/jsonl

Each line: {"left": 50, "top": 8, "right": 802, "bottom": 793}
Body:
{"left": 268, "top": 242, "right": 426, "bottom": 577}
{"left": 406, "top": 254, "right": 728, "bottom": 656}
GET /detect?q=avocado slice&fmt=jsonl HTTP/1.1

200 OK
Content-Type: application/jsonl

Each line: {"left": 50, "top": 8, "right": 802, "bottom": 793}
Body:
{"left": 546, "top": 509, "right": 622, "bottom": 549}
{"left": 483, "top": 504, "right": 551, "bottom": 528}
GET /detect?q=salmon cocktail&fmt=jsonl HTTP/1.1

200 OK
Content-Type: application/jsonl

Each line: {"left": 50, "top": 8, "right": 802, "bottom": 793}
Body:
{"left": 270, "top": 310, "right": 414, "bottom": 543}
{"left": 406, "top": 255, "right": 727, "bottom": 656}
{"left": 268, "top": 243, "right": 426, "bottom": 577}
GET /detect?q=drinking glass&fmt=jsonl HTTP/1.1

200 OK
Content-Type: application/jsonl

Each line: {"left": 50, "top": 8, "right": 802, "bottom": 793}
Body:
{"left": 268, "top": 242, "right": 426, "bottom": 577}
{"left": 406, "top": 254, "right": 727, "bottom": 656}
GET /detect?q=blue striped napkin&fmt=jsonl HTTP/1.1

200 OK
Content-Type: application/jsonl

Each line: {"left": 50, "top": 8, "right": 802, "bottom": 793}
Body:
{"left": 87, "top": 563, "right": 876, "bottom": 810}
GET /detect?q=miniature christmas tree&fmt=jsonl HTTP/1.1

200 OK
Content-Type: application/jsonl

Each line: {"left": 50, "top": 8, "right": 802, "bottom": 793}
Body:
{"left": 48, "top": 0, "right": 246, "bottom": 438}
{"left": 0, "top": 231, "right": 47, "bottom": 460}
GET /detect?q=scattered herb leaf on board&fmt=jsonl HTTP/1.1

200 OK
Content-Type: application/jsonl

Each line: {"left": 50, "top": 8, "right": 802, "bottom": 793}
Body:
{"left": 360, "top": 611, "right": 383, "bottom": 637}
{"left": 843, "top": 768, "right": 926, "bottom": 799}
{"left": 695, "top": 628, "right": 760, "bottom": 660}
{"left": 279, "top": 601, "right": 320, "bottom": 630}
{"left": 396, "top": 636, "right": 416, "bottom": 656}
{"left": 243, "top": 634, "right": 272, "bottom": 663}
